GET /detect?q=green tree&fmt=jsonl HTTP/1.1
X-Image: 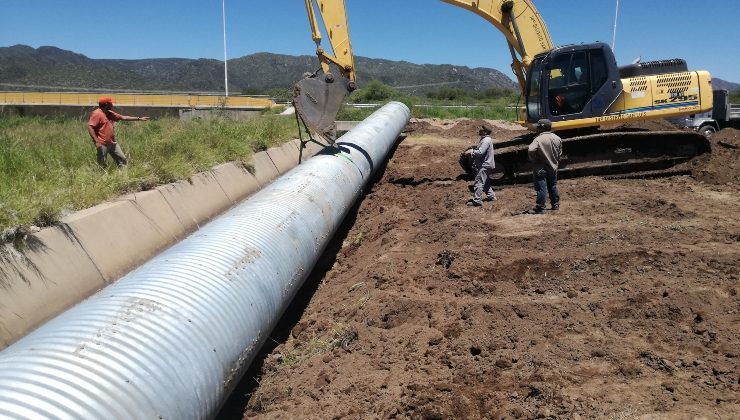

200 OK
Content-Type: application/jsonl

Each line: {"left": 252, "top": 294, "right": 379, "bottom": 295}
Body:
{"left": 474, "top": 87, "right": 515, "bottom": 100}
{"left": 729, "top": 90, "right": 740, "bottom": 104}
{"left": 427, "top": 87, "right": 469, "bottom": 101}
{"left": 351, "top": 80, "right": 396, "bottom": 102}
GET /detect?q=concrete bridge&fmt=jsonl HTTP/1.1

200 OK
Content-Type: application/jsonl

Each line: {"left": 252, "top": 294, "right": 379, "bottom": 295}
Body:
{"left": 0, "top": 91, "right": 275, "bottom": 118}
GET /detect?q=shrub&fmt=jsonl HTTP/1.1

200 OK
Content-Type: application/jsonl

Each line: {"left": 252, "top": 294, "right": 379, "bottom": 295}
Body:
{"left": 350, "top": 80, "right": 396, "bottom": 102}
{"left": 729, "top": 90, "right": 740, "bottom": 104}
{"left": 427, "top": 87, "right": 469, "bottom": 101}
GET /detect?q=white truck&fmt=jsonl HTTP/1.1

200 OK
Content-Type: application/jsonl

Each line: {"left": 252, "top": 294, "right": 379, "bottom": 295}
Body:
{"left": 674, "top": 89, "right": 740, "bottom": 136}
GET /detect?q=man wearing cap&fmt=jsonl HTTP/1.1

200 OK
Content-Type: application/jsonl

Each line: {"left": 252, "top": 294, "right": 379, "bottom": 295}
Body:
{"left": 464, "top": 124, "right": 497, "bottom": 207}
{"left": 526, "top": 119, "right": 562, "bottom": 214}
{"left": 87, "top": 97, "right": 150, "bottom": 167}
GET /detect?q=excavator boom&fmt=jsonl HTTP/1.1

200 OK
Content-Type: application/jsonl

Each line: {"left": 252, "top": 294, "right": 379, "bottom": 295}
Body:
{"left": 294, "top": 0, "right": 552, "bottom": 142}
{"left": 440, "top": 0, "right": 553, "bottom": 93}
{"left": 295, "top": 1, "right": 713, "bottom": 181}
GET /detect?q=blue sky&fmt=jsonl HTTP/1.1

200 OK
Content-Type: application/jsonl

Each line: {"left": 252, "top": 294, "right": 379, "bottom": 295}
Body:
{"left": 1, "top": 0, "right": 739, "bottom": 84}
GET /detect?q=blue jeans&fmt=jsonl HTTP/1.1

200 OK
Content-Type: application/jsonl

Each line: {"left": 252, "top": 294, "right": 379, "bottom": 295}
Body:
{"left": 534, "top": 168, "right": 559, "bottom": 210}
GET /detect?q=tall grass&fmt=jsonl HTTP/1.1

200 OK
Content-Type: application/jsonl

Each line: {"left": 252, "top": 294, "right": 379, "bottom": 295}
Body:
{"left": 342, "top": 80, "right": 522, "bottom": 121}
{"left": 410, "top": 103, "right": 518, "bottom": 120}
{"left": 1, "top": 98, "right": 518, "bottom": 232}
{"left": 0, "top": 114, "right": 300, "bottom": 231}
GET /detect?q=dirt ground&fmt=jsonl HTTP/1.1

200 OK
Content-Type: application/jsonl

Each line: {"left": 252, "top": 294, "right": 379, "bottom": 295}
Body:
{"left": 225, "top": 122, "right": 739, "bottom": 419}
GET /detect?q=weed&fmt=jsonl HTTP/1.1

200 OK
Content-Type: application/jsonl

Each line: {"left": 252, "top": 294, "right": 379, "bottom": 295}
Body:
{"left": 348, "top": 282, "right": 365, "bottom": 293}
{"left": 357, "top": 295, "right": 370, "bottom": 309}
{"left": 665, "top": 223, "right": 691, "bottom": 232}
{"left": 351, "top": 232, "right": 364, "bottom": 247}
{"left": 277, "top": 347, "right": 303, "bottom": 367}
{"left": 326, "top": 323, "right": 358, "bottom": 350}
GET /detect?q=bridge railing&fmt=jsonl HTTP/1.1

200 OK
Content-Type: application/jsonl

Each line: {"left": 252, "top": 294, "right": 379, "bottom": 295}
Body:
{"left": 0, "top": 91, "right": 274, "bottom": 109}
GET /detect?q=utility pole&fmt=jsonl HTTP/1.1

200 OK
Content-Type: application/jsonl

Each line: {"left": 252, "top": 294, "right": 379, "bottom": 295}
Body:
{"left": 612, "top": 0, "right": 620, "bottom": 53}
{"left": 222, "top": 0, "right": 229, "bottom": 97}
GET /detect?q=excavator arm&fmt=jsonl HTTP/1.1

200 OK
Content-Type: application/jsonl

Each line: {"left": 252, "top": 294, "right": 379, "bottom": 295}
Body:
{"left": 441, "top": 0, "right": 553, "bottom": 94}
{"left": 293, "top": 0, "right": 356, "bottom": 144}
{"left": 303, "top": 0, "right": 355, "bottom": 82}
{"left": 296, "top": 0, "right": 713, "bottom": 183}
{"left": 294, "top": 0, "right": 554, "bottom": 143}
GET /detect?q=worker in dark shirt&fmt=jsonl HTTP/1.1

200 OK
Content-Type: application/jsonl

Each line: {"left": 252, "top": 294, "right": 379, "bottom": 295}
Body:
{"left": 525, "top": 119, "right": 562, "bottom": 214}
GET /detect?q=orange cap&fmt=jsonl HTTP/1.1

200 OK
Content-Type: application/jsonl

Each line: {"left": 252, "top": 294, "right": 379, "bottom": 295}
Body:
{"left": 98, "top": 96, "right": 114, "bottom": 105}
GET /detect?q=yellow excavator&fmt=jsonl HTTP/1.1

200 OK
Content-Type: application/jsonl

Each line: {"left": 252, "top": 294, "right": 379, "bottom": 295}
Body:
{"left": 293, "top": 0, "right": 713, "bottom": 180}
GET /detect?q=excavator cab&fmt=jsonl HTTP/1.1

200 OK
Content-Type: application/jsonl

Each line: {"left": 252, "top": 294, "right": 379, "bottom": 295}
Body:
{"left": 526, "top": 43, "right": 622, "bottom": 126}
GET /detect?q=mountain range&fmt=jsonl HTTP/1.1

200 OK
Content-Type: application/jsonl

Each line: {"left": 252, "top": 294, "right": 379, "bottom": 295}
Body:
{"left": 0, "top": 45, "right": 517, "bottom": 96}
{"left": 1, "top": 45, "right": 737, "bottom": 96}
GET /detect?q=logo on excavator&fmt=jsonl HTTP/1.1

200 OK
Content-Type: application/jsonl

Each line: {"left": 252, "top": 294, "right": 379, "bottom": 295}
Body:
{"left": 595, "top": 111, "right": 647, "bottom": 123}
{"left": 654, "top": 94, "right": 697, "bottom": 105}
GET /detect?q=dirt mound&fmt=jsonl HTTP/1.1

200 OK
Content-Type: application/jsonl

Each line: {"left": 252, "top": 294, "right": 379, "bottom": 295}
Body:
{"left": 628, "top": 198, "right": 697, "bottom": 220}
{"left": 230, "top": 134, "right": 740, "bottom": 419}
{"left": 406, "top": 118, "right": 525, "bottom": 140}
{"left": 683, "top": 128, "right": 740, "bottom": 184}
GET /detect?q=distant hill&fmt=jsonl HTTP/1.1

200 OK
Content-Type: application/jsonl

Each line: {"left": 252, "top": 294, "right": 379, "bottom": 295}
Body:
{"left": 0, "top": 45, "right": 517, "bottom": 96}
{"left": 3, "top": 45, "right": 736, "bottom": 97}
{"left": 713, "top": 78, "right": 740, "bottom": 92}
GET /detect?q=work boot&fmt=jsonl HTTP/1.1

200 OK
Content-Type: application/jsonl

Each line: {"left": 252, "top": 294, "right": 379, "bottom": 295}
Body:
{"left": 523, "top": 208, "right": 544, "bottom": 215}
{"left": 483, "top": 195, "right": 497, "bottom": 202}
{"left": 551, "top": 203, "right": 559, "bottom": 211}
{"left": 466, "top": 199, "right": 482, "bottom": 207}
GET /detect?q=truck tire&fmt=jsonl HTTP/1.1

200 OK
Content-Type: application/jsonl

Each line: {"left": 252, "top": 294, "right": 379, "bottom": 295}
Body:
{"left": 699, "top": 125, "right": 716, "bottom": 137}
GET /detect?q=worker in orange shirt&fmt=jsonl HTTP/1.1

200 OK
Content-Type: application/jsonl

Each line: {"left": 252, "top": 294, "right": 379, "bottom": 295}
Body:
{"left": 87, "top": 97, "right": 150, "bottom": 167}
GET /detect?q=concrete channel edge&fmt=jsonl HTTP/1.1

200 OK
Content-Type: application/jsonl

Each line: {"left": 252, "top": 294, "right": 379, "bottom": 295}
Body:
{"left": 0, "top": 139, "right": 321, "bottom": 349}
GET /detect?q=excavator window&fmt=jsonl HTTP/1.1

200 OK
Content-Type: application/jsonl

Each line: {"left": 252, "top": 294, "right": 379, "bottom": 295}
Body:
{"left": 548, "top": 51, "right": 593, "bottom": 116}
{"left": 589, "top": 51, "right": 609, "bottom": 93}
{"left": 527, "top": 62, "right": 544, "bottom": 121}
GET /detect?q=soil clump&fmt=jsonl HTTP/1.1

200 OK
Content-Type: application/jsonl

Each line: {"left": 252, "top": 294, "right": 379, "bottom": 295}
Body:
{"left": 681, "top": 128, "right": 740, "bottom": 184}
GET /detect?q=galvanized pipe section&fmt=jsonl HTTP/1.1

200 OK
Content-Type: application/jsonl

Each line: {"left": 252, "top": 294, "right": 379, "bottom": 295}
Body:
{"left": 0, "top": 102, "right": 410, "bottom": 418}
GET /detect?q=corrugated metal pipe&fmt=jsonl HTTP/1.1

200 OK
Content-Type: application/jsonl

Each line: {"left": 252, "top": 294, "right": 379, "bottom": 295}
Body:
{"left": 0, "top": 102, "right": 410, "bottom": 418}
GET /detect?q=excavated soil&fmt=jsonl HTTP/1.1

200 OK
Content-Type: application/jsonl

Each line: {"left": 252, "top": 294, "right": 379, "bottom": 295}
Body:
{"left": 224, "top": 122, "right": 739, "bottom": 419}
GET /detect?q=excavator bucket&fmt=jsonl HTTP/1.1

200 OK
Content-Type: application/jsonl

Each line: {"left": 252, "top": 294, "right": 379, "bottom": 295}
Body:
{"left": 293, "top": 73, "right": 353, "bottom": 144}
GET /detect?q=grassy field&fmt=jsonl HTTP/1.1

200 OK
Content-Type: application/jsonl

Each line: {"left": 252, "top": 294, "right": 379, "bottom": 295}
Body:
{"left": 1, "top": 101, "right": 518, "bottom": 235}
{"left": 337, "top": 100, "right": 519, "bottom": 121}
{"left": 0, "top": 112, "right": 302, "bottom": 234}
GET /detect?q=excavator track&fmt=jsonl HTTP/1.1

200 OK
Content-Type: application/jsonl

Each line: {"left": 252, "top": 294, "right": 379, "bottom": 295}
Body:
{"left": 602, "top": 168, "right": 693, "bottom": 181}
{"left": 461, "top": 130, "right": 711, "bottom": 184}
